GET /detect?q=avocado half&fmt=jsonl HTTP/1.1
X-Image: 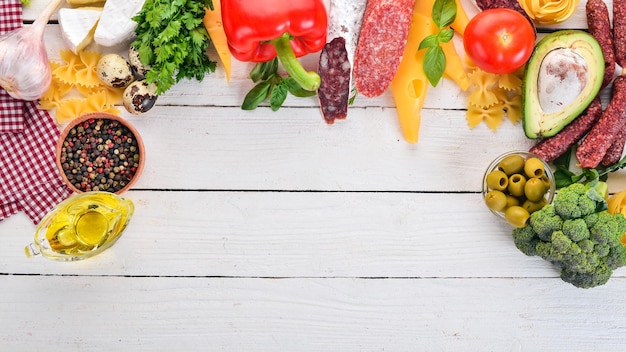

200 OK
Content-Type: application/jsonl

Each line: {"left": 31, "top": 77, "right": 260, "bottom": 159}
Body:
{"left": 522, "top": 30, "right": 605, "bottom": 139}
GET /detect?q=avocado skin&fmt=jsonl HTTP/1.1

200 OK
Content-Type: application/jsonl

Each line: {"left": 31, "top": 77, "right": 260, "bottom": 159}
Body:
{"left": 522, "top": 30, "right": 605, "bottom": 139}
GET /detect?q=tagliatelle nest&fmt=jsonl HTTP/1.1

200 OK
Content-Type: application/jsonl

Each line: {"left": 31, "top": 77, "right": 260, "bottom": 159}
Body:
{"left": 41, "top": 50, "right": 123, "bottom": 124}
{"left": 465, "top": 66, "right": 524, "bottom": 130}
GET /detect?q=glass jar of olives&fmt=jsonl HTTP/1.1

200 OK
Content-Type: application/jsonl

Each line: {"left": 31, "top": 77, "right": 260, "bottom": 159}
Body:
{"left": 482, "top": 151, "right": 555, "bottom": 227}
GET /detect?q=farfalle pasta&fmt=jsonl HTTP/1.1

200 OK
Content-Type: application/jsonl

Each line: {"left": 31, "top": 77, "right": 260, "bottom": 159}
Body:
{"left": 41, "top": 50, "right": 124, "bottom": 124}
{"left": 465, "top": 66, "right": 524, "bottom": 130}
{"left": 518, "top": 0, "right": 580, "bottom": 24}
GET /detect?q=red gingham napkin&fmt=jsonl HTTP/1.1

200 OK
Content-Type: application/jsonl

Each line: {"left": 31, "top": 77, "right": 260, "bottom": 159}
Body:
{"left": 0, "top": 102, "right": 74, "bottom": 224}
{"left": 0, "top": 0, "right": 25, "bottom": 134}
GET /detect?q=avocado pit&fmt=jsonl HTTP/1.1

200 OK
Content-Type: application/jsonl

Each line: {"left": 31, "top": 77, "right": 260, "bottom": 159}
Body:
{"left": 538, "top": 48, "right": 589, "bottom": 114}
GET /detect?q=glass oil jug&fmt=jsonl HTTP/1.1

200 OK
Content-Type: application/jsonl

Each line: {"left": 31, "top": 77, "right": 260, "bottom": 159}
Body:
{"left": 25, "top": 191, "right": 134, "bottom": 261}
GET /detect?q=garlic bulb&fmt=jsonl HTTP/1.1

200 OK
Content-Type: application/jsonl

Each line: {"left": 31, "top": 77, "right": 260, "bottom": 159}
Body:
{"left": 0, "top": 0, "right": 63, "bottom": 101}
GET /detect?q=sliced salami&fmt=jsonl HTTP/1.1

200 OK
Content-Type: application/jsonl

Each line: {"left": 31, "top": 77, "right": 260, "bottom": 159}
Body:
{"left": 326, "top": 0, "right": 368, "bottom": 100}
{"left": 529, "top": 97, "right": 602, "bottom": 163}
{"left": 576, "top": 76, "right": 626, "bottom": 169}
{"left": 587, "top": 0, "right": 615, "bottom": 89}
{"left": 353, "top": 0, "right": 415, "bottom": 98}
{"left": 614, "top": 0, "right": 626, "bottom": 68}
{"left": 318, "top": 37, "right": 351, "bottom": 123}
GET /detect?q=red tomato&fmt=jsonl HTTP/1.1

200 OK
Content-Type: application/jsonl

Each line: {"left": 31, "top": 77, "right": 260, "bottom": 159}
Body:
{"left": 463, "top": 9, "right": 536, "bottom": 74}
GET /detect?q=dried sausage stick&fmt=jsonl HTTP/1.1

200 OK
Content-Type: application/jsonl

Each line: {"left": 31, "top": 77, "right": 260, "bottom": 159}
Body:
{"left": 587, "top": 0, "right": 615, "bottom": 88}
{"left": 318, "top": 37, "right": 351, "bottom": 123}
{"left": 614, "top": 0, "right": 626, "bottom": 68}
{"left": 576, "top": 76, "right": 626, "bottom": 169}
{"left": 353, "top": 0, "right": 415, "bottom": 97}
{"left": 600, "top": 128, "right": 626, "bottom": 166}
{"left": 325, "top": 0, "right": 368, "bottom": 100}
{"left": 529, "top": 97, "right": 602, "bottom": 163}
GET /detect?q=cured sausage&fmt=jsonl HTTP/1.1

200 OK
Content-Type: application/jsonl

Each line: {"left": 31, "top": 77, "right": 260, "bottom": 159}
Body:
{"left": 576, "top": 76, "right": 626, "bottom": 169}
{"left": 529, "top": 97, "right": 602, "bottom": 163}
{"left": 325, "top": 0, "right": 368, "bottom": 100}
{"left": 474, "top": 0, "right": 533, "bottom": 24}
{"left": 587, "top": 0, "right": 615, "bottom": 88}
{"left": 614, "top": 0, "right": 626, "bottom": 68}
{"left": 353, "top": 0, "right": 415, "bottom": 97}
{"left": 318, "top": 37, "right": 351, "bottom": 123}
{"left": 601, "top": 128, "right": 626, "bottom": 166}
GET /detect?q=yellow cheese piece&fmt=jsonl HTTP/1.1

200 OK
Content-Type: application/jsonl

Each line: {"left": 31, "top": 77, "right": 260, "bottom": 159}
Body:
{"left": 391, "top": 12, "right": 436, "bottom": 144}
{"left": 66, "top": 0, "right": 105, "bottom": 6}
{"left": 203, "top": 1, "right": 232, "bottom": 82}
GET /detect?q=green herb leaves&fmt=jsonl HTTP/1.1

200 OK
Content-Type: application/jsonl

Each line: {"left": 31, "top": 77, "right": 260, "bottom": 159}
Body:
{"left": 132, "top": 0, "right": 216, "bottom": 95}
{"left": 242, "top": 58, "right": 316, "bottom": 111}
{"left": 419, "top": 0, "right": 457, "bottom": 87}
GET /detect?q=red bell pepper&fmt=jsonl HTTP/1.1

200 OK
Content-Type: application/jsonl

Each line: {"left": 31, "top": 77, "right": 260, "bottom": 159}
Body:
{"left": 221, "top": 0, "right": 327, "bottom": 91}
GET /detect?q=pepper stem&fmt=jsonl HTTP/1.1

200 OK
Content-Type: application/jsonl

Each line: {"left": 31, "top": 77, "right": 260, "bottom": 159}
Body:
{"left": 272, "top": 33, "right": 320, "bottom": 91}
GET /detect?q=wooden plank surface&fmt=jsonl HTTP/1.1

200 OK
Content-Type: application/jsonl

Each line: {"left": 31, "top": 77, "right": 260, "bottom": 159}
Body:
{"left": 2, "top": 0, "right": 626, "bottom": 350}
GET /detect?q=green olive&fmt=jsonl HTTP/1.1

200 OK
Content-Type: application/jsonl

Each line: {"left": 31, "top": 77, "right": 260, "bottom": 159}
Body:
{"left": 522, "top": 198, "right": 548, "bottom": 214}
{"left": 505, "top": 206, "right": 530, "bottom": 228}
{"left": 506, "top": 195, "right": 520, "bottom": 208}
{"left": 486, "top": 170, "right": 509, "bottom": 191}
{"left": 498, "top": 154, "right": 525, "bottom": 175}
{"left": 540, "top": 174, "right": 552, "bottom": 190}
{"left": 524, "top": 177, "right": 546, "bottom": 202}
{"left": 485, "top": 190, "right": 508, "bottom": 212}
{"left": 524, "top": 157, "right": 545, "bottom": 178}
{"left": 507, "top": 174, "right": 527, "bottom": 197}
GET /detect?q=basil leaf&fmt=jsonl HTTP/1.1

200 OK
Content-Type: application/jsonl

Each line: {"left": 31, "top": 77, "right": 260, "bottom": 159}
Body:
{"left": 423, "top": 46, "right": 446, "bottom": 87}
{"left": 437, "top": 28, "right": 454, "bottom": 43}
{"left": 284, "top": 77, "right": 317, "bottom": 98}
{"left": 432, "top": 0, "right": 457, "bottom": 29}
{"left": 418, "top": 34, "right": 439, "bottom": 50}
{"left": 270, "top": 83, "right": 288, "bottom": 111}
{"left": 242, "top": 81, "right": 271, "bottom": 110}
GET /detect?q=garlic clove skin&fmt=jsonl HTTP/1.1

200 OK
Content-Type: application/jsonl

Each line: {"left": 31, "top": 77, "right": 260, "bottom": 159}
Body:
{"left": 0, "top": 26, "right": 52, "bottom": 101}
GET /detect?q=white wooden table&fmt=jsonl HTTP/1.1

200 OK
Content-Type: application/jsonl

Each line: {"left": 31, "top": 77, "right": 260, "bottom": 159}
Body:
{"left": 2, "top": 1, "right": 626, "bottom": 350}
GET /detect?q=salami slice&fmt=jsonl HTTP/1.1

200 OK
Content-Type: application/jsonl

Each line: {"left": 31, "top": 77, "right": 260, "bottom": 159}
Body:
{"left": 353, "top": 0, "right": 416, "bottom": 98}
{"left": 614, "top": 0, "right": 626, "bottom": 68}
{"left": 587, "top": 0, "right": 615, "bottom": 89}
{"left": 576, "top": 76, "right": 626, "bottom": 169}
{"left": 529, "top": 97, "right": 602, "bottom": 163}
{"left": 318, "top": 37, "right": 351, "bottom": 123}
{"left": 326, "top": 0, "right": 368, "bottom": 100}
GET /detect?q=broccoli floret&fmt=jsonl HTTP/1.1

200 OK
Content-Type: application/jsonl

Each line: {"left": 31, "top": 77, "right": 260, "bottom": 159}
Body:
{"left": 511, "top": 225, "right": 539, "bottom": 256}
{"left": 590, "top": 211, "right": 621, "bottom": 245}
{"left": 605, "top": 245, "right": 626, "bottom": 270}
{"left": 562, "top": 218, "right": 590, "bottom": 241}
{"left": 529, "top": 205, "right": 563, "bottom": 241}
{"left": 578, "top": 239, "right": 595, "bottom": 253}
{"left": 560, "top": 264, "right": 613, "bottom": 289}
{"left": 508, "top": 182, "right": 626, "bottom": 288}
{"left": 553, "top": 183, "right": 598, "bottom": 219}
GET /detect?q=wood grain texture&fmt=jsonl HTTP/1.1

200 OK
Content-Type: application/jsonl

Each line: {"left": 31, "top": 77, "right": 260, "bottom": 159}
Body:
{"left": 2, "top": 1, "right": 626, "bottom": 350}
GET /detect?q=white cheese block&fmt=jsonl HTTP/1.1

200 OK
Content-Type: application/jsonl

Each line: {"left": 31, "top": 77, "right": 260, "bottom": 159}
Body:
{"left": 94, "top": 0, "right": 146, "bottom": 47}
{"left": 58, "top": 7, "right": 102, "bottom": 54}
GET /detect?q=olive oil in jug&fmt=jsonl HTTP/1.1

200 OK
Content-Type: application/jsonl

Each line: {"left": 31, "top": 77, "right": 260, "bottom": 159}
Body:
{"left": 25, "top": 191, "right": 134, "bottom": 261}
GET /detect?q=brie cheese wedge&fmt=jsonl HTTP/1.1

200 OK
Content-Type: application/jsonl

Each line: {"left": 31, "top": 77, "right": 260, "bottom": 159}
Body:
{"left": 94, "top": 0, "right": 146, "bottom": 47}
{"left": 59, "top": 7, "right": 103, "bottom": 54}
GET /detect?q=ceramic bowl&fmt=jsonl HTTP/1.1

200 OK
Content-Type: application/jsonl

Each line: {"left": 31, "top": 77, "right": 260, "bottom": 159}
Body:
{"left": 482, "top": 150, "right": 555, "bottom": 221}
{"left": 56, "top": 112, "right": 145, "bottom": 194}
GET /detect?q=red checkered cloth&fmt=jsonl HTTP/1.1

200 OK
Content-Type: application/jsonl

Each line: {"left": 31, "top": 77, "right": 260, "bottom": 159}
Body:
{"left": 0, "top": 101, "right": 74, "bottom": 224}
{"left": 0, "top": 1, "right": 73, "bottom": 224}
{"left": 0, "top": 0, "right": 25, "bottom": 134}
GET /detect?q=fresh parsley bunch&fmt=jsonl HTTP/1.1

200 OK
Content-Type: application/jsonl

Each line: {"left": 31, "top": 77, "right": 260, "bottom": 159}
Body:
{"left": 132, "top": 0, "right": 217, "bottom": 95}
